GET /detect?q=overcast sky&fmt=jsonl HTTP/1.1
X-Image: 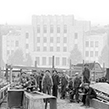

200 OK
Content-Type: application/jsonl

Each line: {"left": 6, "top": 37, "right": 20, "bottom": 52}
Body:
{"left": 0, "top": 0, "right": 109, "bottom": 25}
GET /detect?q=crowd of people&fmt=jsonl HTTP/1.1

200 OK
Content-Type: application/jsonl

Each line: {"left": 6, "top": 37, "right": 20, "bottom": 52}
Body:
{"left": 11, "top": 64, "right": 97, "bottom": 108}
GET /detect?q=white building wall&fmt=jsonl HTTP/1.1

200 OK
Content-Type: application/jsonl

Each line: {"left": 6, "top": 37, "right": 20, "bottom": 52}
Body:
{"left": 2, "top": 15, "right": 91, "bottom": 68}
{"left": 84, "top": 33, "right": 107, "bottom": 63}
{"left": 32, "top": 15, "right": 90, "bottom": 69}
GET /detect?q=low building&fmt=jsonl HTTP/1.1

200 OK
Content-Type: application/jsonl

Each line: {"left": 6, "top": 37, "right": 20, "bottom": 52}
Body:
{"left": 72, "top": 62, "right": 104, "bottom": 80}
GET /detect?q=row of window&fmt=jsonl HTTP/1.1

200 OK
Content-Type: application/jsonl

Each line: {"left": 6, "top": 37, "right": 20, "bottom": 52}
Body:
{"left": 85, "top": 41, "right": 99, "bottom": 47}
{"left": 7, "top": 41, "right": 29, "bottom": 50}
{"left": 7, "top": 40, "right": 19, "bottom": 47}
{"left": 36, "top": 37, "right": 67, "bottom": 43}
{"left": 36, "top": 25, "right": 67, "bottom": 33}
{"left": 26, "top": 32, "right": 29, "bottom": 38}
{"left": 36, "top": 57, "right": 67, "bottom": 66}
{"left": 7, "top": 50, "right": 14, "bottom": 55}
{"left": 36, "top": 46, "right": 67, "bottom": 52}
{"left": 85, "top": 51, "right": 98, "bottom": 57}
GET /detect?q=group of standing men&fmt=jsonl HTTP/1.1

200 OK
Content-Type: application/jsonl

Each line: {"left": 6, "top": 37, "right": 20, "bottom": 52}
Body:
{"left": 18, "top": 64, "right": 97, "bottom": 108}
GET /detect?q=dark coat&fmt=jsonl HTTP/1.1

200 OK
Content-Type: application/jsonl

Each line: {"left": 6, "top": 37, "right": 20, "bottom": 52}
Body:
{"left": 83, "top": 68, "right": 90, "bottom": 83}
{"left": 42, "top": 73, "right": 53, "bottom": 89}
{"left": 82, "top": 87, "right": 97, "bottom": 105}
{"left": 83, "top": 68, "right": 90, "bottom": 79}
{"left": 52, "top": 74, "right": 60, "bottom": 86}
{"left": 61, "top": 76, "right": 68, "bottom": 87}
{"left": 68, "top": 80, "right": 73, "bottom": 90}
{"left": 74, "top": 77, "right": 81, "bottom": 88}
{"left": 84, "top": 87, "right": 97, "bottom": 98}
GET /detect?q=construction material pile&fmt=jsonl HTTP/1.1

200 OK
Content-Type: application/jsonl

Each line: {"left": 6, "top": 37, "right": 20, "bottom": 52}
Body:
{"left": 91, "top": 83, "right": 109, "bottom": 103}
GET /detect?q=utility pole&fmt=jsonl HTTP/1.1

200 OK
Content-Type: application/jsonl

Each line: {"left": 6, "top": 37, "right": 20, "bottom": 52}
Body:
{"left": 103, "top": 63, "right": 105, "bottom": 77}
{"left": 83, "top": 27, "right": 85, "bottom": 62}
{"left": 69, "top": 59, "right": 72, "bottom": 77}
{"left": 52, "top": 56, "right": 55, "bottom": 69}
{"left": 94, "top": 61, "right": 96, "bottom": 81}
{"left": 35, "top": 60, "right": 37, "bottom": 68}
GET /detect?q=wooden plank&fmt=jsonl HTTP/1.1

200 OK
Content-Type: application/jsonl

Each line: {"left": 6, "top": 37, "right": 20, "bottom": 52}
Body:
{"left": 91, "top": 83, "right": 109, "bottom": 95}
{"left": 24, "top": 91, "right": 56, "bottom": 99}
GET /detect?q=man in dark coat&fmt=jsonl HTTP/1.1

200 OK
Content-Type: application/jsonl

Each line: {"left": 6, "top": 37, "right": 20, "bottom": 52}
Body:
{"left": 60, "top": 73, "right": 68, "bottom": 99}
{"left": 68, "top": 77, "right": 74, "bottom": 102}
{"left": 72, "top": 72, "right": 81, "bottom": 102}
{"left": 52, "top": 70, "right": 60, "bottom": 97}
{"left": 81, "top": 83, "right": 97, "bottom": 107}
{"left": 82, "top": 64, "right": 90, "bottom": 83}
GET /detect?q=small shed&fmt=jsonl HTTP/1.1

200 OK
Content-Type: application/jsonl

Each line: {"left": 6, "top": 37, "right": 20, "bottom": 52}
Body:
{"left": 72, "top": 62, "right": 104, "bottom": 80}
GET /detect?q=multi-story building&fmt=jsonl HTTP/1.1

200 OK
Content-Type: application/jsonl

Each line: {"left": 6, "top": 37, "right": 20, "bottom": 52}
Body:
{"left": 32, "top": 15, "right": 91, "bottom": 69}
{"left": 2, "top": 30, "right": 22, "bottom": 63}
{"left": 2, "top": 15, "right": 91, "bottom": 69}
{"left": 84, "top": 33, "right": 107, "bottom": 63}
{"left": 2, "top": 25, "right": 33, "bottom": 65}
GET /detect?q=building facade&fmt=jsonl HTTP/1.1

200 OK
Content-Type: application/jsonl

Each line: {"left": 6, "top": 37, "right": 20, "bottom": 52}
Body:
{"left": 84, "top": 33, "right": 107, "bottom": 63}
{"left": 32, "top": 15, "right": 91, "bottom": 69}
{"left": 2, "top": 15, "right": 91, "bottom": 69}
{"left": 2, "top": 25, "right": 33, "bottom": 65}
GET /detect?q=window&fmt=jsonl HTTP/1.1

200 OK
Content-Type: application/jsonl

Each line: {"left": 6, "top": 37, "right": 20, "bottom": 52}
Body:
{"left": 50, "top": 37, "right": 53, "bottom": 43}
{"left": 42, "top": 57, "right": 46, "bottom": 65}
{"left": 63, "top": 37, "right": 67, "bottom": 43}
{"left": 90, "top": 51, "right": 93, "bottom": 57}
{"left": 36, "top": 57, "right": 40, "bottom": 65}
{"left": 64, "top": 25, "right": 67, "bottom": 33}
{"left": 37, "top": 37, "right": 40, "bottom": 43}
{"left": 95, "top": 51, "right": 98, "bottom": 57}
{"left": 57, "top": 25, "right": 60, "bottom": 33}
{"left": 26, "top": 32, "right": 29, "bottom": 38}
{"left": 50, "top": 25, "right": 53, "bottom": 33}
{"left": 50, "top": 46, "right": 53, "bottom": 52}
{"left": 75, "top": 33, "right": 78, "bottom": 39}
{"left": 57, "top": 47, "right": 60, "bottom": 52}
{"left": 49, "top": 57, "right": 52, "bottom": 65}
{"left": 56, "top": 57, "right": 60, "bottom": 66}
{"left": 11, "top": 50, "right": 14, "bottom": 54}
{"left": 85, "top": 41, "right": 89, "bottom": 47}
{"left": 37, "top": 46, "right": 40, "bottom": 51}
{"left": 62, "top": 57, "right": 67, "bottom": 66}
{"left": 95, "top": 41, "right": 98, "bottom": 47}
{"left": 43, "top": 46, "right": 47, "bottom": 51}
{"left": 43, "top": 37, "right": 47, "bottom": 43}
{"left": 7, "top": 41, "right": 10, "bottom": 47}
{"left": 85, "top": 51, "right": 89, "bottom": 57}
{"left": 90, "top": 41, "right": 94, "bottom": 47}
{"left": 57, "top": 37, "right": 60, "bottom": 43}
{"left": 15, "top": 41, "right": 19, "bottom": 47}
{"left": 26, "top": 44, "right": 29, "bottom": 49}
{"left": 37, "top": 25, "right": 40, "bottom": 33}
{"left": 43, "top": 25, "right": 47, "bottom": 33}
{"left": 7, "top": 50, "right": 9, "bottom": 55}
{"left": 63, "top": 47, "right": 67, "bottom": 52}
{"left": 11, "top": 41, "right": 14, "bottom": 47}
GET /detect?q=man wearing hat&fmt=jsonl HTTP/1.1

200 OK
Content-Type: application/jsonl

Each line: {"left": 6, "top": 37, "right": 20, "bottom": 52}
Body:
{"left": 82, "top": 64, "right": 90, "bottom": 83}
{"left": 72, "top": 72, "right": 81, "bottom": 102}
{"left": 52, "top": 70, "right": 60, "bottom": 97}
{"left": 81, "top": 83, "right": 97, "bottom": 107}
